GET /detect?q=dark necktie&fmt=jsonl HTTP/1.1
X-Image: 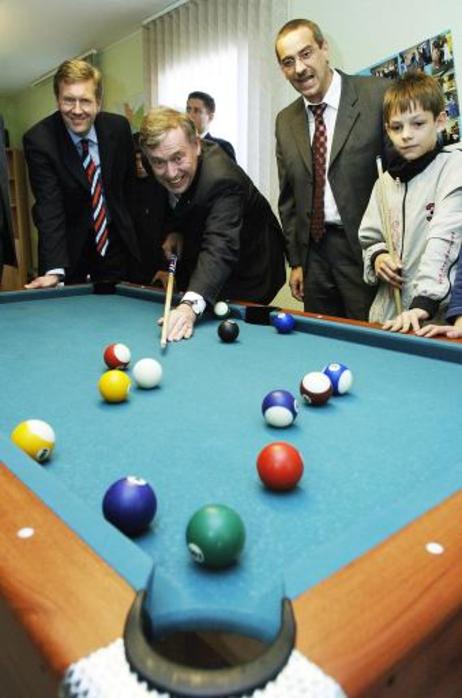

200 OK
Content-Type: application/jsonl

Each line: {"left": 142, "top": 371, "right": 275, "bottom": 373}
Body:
{"left": 309, "top": 103, "right": 328, "bottom": 242}
{"left": 81, "top": 139, "right": 109, "bottom": 256}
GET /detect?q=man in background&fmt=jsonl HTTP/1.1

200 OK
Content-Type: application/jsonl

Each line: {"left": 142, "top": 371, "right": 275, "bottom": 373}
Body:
{"left": 275, "top": 18, "right": 389, "bottom": 319}
{"left": 0, "top": 115, "right": 16, "bottom": 281}
{"left": 23, "top": 59, "right": 139, "bottom": 288}
{"left": 186, "top": 91, "right": 236, "bottom": 161}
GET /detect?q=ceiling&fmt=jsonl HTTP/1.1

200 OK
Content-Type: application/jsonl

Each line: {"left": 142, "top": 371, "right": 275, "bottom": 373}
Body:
{"left": 0, "top": 0, "right": 180, "bottom": 94}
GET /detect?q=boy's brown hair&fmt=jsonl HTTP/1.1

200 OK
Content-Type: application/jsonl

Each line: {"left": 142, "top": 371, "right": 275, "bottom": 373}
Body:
{"left": 384, "top": 71, "right": 445, "bottom": 123}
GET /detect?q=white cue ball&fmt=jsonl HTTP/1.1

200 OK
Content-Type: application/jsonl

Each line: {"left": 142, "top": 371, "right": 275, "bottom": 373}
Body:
{"left": 213, "top": 301, "right": 230, "bottom": 318}
{"left": 132, "top": 358, "right": 163, "bottom": 389}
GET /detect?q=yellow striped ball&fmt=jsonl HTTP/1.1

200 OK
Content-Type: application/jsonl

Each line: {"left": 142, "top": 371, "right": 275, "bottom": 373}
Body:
{"left": 11, "top": 419, "right": 56, "bottom": 463}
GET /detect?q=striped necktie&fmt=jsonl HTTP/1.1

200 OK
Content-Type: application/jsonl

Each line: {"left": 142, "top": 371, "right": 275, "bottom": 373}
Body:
{"left": 81, "top": 138, "right": 109, "bottom": 256}
{"left": 309, "top": 103, "right": 328, "bottom": 242}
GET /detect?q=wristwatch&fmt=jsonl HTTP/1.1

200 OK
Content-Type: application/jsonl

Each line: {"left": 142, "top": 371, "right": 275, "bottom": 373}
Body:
{"left": 179, "top": 299, "right": 203, "bottom": 318}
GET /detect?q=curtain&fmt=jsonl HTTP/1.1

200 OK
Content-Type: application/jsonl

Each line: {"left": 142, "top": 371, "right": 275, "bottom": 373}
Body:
{"left": 143, "top": 0, "right": 289, "bottom": 203}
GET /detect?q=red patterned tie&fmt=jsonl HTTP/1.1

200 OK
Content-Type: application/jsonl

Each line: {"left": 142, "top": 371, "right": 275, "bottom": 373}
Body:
{"left": 81, "top": 139, "right": 109, "bottom": 256}
{"left": 309, "top": 103, "right": 328, "bottom": 242}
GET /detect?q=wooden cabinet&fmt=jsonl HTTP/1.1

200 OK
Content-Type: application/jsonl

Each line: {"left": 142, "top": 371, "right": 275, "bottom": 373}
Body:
{"left": 1, "top": 148, "right": 32, "bottom": 290}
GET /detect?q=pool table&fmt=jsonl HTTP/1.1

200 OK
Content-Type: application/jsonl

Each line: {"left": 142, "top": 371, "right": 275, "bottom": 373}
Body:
{"left": 1, "top": 283, "right": 462, "bottom": 698}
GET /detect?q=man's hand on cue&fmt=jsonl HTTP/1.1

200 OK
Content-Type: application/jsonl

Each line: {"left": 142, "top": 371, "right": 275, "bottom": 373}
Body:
{"left": 158, "top": 303, "right": 196, "bottom": 342}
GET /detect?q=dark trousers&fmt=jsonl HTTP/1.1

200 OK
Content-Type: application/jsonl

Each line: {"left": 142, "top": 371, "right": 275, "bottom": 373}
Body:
{"left": 66, "top": 232, "right": 128, "bottom": 285}
{"left": 304, "top": 225, "right": 375, "bottom": 320}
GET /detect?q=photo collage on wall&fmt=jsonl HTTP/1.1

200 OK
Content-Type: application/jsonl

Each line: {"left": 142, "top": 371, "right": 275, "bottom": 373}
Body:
{"left": 359, "top": 30, "right": 460, "bottom": 145}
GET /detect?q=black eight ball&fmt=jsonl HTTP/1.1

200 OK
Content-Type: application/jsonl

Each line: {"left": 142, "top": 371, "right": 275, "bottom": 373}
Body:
{"left": 218, "top": 319, "right": 240, "bottom": 343}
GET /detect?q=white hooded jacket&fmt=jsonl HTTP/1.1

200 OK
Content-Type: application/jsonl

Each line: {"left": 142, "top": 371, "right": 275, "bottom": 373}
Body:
{"left": 359, "top": 148, "right": 462, "bottom": 324}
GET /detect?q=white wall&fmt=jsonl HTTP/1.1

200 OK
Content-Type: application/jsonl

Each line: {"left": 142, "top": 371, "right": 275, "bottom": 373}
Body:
{"left": 268, "top": 4, "right": 293, "bottom": 208}
{"left": 289, "top": 0, "right": 459, "bottom": 76}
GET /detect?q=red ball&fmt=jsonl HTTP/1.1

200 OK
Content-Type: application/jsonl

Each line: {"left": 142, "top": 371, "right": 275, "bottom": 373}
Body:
{"left": 300, "top": 371, "right": 333, "bottom": 406}
{"left": 257, "top": 442, "right": 304, "bottom": 491}
{"left": 103, "top": 343, "right": 131, "bottom": 369}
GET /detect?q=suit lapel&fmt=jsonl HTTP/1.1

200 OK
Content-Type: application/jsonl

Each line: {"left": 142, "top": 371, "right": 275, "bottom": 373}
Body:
{"left": 55, "top": 113, "right": 89, "bottom": 191}
{"left": 292, "top": 98, "right": 312, "bottom": 174}
{"left": 329, "top": 73, "right": 359, "bottom": 169}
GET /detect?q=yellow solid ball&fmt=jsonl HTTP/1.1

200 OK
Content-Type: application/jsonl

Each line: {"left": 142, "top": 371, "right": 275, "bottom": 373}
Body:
{"left": 11, "top": 419, "right": 56, "bottom": 463}
{"left": 98, "top": 370, "right": 131, "bottom": 403}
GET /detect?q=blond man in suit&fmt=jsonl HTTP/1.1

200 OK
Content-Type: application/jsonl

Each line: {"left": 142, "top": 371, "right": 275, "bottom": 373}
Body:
{"left": 23, "top": 59, "right": 139, "bottom": 288}
{"left": 140, "top": 108, "right": 285, "bottom": 343}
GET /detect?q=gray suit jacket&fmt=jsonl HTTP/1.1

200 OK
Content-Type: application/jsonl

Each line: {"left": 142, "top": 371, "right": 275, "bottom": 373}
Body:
{"left": 276, "top": 71, "right": 389, "bottom": 269}
{"left": 0, "top": 116, "right": 16, "bottom": 271}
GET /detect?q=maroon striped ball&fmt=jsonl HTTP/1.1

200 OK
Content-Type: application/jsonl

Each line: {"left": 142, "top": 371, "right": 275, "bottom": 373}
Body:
{"left": 300, "top": 371, "right": 333, "bottom": 406}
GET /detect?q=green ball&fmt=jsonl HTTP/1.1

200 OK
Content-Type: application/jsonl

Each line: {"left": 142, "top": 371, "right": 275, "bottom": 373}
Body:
{"left": 186, "top": 504, "right": 246, "bottom": 569}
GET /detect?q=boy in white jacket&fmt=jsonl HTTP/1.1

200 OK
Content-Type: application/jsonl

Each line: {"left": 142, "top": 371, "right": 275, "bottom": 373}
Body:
{"left": 359, "top": 72, "right": 462, "bottom": 332}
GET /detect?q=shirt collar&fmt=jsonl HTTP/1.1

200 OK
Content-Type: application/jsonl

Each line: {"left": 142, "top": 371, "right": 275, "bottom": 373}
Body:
{"left": 67, "top": 124, "right": 98, "bottom": 147}
{"left": 303, "top": 69, "right": 341, "bottom": 111}
{"left": 168, "top": 192, "right": 180, "bottom": 208}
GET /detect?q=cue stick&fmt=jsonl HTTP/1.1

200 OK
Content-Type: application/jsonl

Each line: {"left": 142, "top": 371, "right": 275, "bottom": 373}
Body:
{"left": 375, "top": 156, "right": 403, "bottom": 315}
{"left": 160, "top": 254, "right": 178, "bottom": 349}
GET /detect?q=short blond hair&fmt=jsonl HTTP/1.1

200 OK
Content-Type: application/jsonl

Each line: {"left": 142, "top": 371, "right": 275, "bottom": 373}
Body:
{"left": 384, "top": 72, "right": 445, "bottom": 123}
{"left": 139, "top": 107, "right": 197, "bottom": 149}
{"left": 53, "top": 59, "right": 103, "bottom": 101}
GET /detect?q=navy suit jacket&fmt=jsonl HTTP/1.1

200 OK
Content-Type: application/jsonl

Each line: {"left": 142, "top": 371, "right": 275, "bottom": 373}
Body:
{"left": 203, "top": 132, "right": 236, "bottom": 162}
{"left": 169, "top": 142, "right": 285, "bottom": 304}
{"left": 0, "top": 116, "right": 15, "bottom": 271}
{"left": 23, "top": 111, "right": 138, "bottom": 274}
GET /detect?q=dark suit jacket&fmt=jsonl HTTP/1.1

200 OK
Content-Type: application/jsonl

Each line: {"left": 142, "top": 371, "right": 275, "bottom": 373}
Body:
{"left": 0, "top": 116, "right": 16, "bottom": 272}
{"left": 170, "top": 142, "right": 285, "bottom": 304}
{"left": 276, "top": 72, "right": 389, "bottom": 270}
{"left": 23, "top": 111, "right": 138, "bottom": 274}
{"left": 203, "top": 132, "right": 236, "bottom": 162}
{"left": 131, "top": 172, "right": 169, "bottom": 283}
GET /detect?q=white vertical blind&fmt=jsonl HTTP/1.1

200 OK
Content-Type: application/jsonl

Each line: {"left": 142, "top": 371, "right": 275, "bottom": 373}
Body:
{"left": 143, "top": 0, "right": 289, "bottom": 200}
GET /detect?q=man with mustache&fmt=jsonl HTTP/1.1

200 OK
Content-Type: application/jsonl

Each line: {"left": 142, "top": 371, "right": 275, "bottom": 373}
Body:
{"left": 275, "top": 18, "right": 389, "bottom": 319}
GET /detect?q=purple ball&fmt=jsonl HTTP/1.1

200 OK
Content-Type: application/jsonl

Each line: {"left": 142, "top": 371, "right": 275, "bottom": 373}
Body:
{"left": 103, "top": 476, "right": 157, "bottom": 536}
